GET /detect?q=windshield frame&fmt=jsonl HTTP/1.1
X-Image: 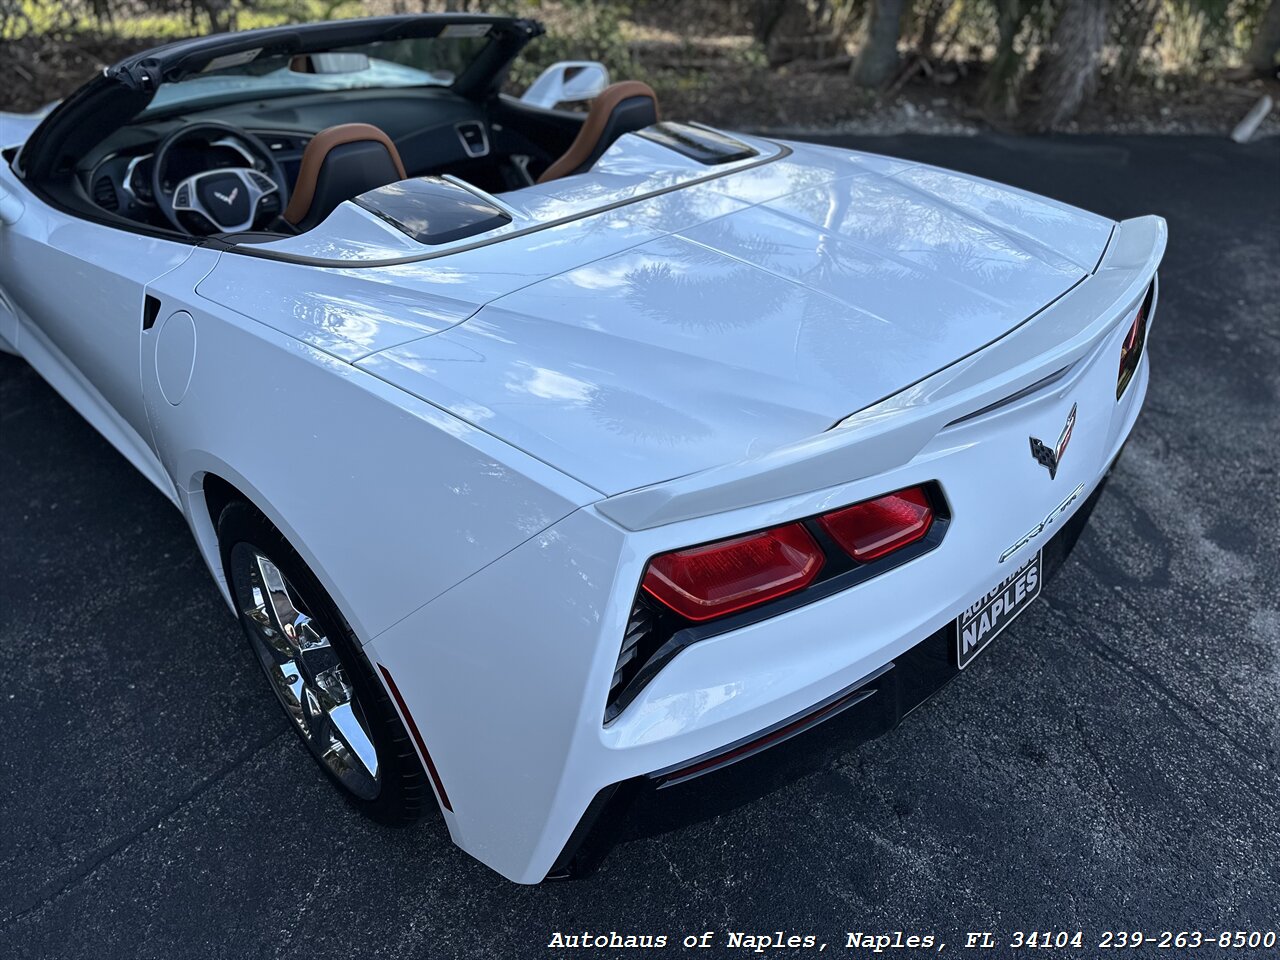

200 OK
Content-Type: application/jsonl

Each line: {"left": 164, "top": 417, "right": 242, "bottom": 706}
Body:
{"left": 15, "top": 14, "right": 543, "bottom": 183}
{"left": 140, "top": 33, "right": 497, "bottom": 117}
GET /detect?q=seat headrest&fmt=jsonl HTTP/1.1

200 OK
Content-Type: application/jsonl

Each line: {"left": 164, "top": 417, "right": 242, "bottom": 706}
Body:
{"left": 537, "top": 81, "right": 660, "bottom": 184}
{"left": 284, "top": 123, "right": 407, "bottom": 231}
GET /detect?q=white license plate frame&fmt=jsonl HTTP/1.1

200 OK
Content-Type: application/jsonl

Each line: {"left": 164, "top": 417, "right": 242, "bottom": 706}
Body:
{"left": 955, "top": 550, "right": 1043, "bottom": 669}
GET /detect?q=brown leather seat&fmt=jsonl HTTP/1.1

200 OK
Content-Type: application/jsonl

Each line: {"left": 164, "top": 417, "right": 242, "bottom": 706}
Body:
{"left": 537, "top": 81, "right": 660, "bottom": 184}
{"left": 283, "top": 123, "right": 407, "bottom": 231}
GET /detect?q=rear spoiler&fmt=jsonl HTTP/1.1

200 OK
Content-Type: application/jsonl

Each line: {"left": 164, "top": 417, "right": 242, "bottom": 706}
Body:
{"left": 596, "top": 215, "right": 1167, "bottom": 532}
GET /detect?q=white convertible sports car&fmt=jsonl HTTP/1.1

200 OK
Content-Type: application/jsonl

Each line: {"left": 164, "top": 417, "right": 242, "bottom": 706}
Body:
{"left": 0, "top": 14, "right": 1164, "bottom": 883}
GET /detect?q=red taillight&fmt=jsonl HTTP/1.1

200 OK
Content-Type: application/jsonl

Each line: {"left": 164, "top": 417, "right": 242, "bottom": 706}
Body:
{"left": 817, "top": 486, "right": 933, "bottom": 562}
{"left": 642, "top": 523, "right": 824, "bottom": 622}
{"left": 1117, "top": 282, "right": 1152, "bottom": 398}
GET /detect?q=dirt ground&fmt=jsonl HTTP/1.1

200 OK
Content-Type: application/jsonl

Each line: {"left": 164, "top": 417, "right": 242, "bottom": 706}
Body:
{"left": 5, "top": 31, "right": 1278, "bottom": 139}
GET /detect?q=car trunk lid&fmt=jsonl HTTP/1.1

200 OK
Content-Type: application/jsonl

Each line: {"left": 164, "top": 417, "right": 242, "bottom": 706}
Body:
{"left": 358, "top": 160, "right": 1114, "bottom": 495}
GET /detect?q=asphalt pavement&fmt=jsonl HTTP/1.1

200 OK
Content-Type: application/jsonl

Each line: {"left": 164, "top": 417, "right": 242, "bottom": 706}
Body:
{"left": 1, "top": 134, "right": 1278, "bottom": 959}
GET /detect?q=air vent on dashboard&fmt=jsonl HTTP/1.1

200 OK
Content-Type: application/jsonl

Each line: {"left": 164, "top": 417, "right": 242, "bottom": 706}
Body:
{"left": 455, "top": 121, "right": 489, "bottom": 158}
{"left": 93, "top": 176, "right": 119, "bottom": 211}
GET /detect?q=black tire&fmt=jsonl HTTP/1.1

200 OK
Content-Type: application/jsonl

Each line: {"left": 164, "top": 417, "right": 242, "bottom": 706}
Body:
{"left": 217, "top": 500, "right": 431, "bottom": 825}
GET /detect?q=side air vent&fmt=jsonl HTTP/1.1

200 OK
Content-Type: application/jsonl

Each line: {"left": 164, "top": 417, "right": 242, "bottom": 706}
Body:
{"left": 609, "top": 601, "right": 656, "bottom": 710}
{"left": 93, "top": 176, "right": 119, "bottom": 211}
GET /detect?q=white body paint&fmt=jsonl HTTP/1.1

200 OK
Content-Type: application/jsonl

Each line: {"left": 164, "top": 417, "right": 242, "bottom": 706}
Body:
{"left": 0, "top": 113, "right": 1164, "bottom": 882}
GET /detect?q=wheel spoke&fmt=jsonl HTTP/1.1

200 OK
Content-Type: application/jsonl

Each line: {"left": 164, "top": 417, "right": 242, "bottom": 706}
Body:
{"left": 236, "top": 567, "right": 292, "bottom": 659}
{"left": 325, "top": 701, "right": 379, "bottom": 781}
{"left": 254, "top": 555, "right": 336, "bottom": 681}
{"left": 294, "top": 620, "right": 340, "bottom": 680}
{"left": 293, "top": 614, "right": 330, "bottom": 653}
{"left": 304, "top": 682, "right": 331, "bottom": 745}
{"left": 231, "top": 541, "right": 380, "bottom": 800}
{"left": 274, "top": 659, "right": 308, "bottom": 733}
{"left": 312, "top": 662, "right": 353, "bottom": 705}
{"left": 256, "top": 555, "right": 306, "bottom": 640}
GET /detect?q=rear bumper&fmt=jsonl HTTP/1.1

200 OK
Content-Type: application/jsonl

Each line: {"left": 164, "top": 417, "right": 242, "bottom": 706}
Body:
{"left": 368, "top": 346, "right": 1150, "bottom": 884}
{"left": 547, "top": 465, "right": 1110, "bottom": 879}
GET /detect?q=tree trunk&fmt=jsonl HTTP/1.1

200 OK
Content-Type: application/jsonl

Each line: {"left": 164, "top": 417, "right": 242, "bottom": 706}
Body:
{"left": 981, "top": 0, "right": 1025, "bottom": 119}
{"left": 1112, "top": 0, "right": 1160, "bottom": 96}
{"left": 749, "top": 0, "right": 789, "bottom": 46}
{"left": 852, "top": 0, "right": 909, "bottom": 88}
{"left": 1246, "top": 0, "right": 1280, "bottom": 75}
{"left": 195, "top": 0, "right": 234, "bottom": 33}
{"left": 915, "top": 0, "right": 955, "bottom": 57}
{"left": 1027, "top": 0, "right": 1110, "bottom": 131}
{"left": 756, "top": 0, "right": 819, "bottom": 66}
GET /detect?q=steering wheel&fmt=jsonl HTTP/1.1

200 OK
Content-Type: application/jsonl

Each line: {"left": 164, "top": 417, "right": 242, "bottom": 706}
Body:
{"left": 152, "top": 121, "right": 290, "bottom": 236}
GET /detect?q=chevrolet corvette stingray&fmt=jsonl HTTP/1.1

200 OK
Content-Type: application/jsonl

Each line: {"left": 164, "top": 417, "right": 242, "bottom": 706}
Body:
{"left": 0, "top": 13, "right": 1164, "bottom": 883}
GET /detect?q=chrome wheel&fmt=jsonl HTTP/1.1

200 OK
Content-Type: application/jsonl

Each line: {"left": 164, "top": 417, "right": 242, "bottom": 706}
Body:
{"left": 230, "top": 542, "right": 380, "bottom": 800}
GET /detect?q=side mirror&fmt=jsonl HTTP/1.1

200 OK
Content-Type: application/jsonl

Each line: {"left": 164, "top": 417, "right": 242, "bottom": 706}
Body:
{"left": 520, "top": 61, "right": 610, "bottom": 110}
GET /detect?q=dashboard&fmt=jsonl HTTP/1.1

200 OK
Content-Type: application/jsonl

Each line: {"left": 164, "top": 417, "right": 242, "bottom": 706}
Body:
{"left": 81, "top": 86, "right": 530, "bottom": 230}
{"left": 91, "top": 139, "right": 267, "bottom": 213}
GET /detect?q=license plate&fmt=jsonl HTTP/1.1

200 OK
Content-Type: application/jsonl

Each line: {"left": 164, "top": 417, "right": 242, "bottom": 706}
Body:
{"left": 955, "top": 550, "right": 1042, "bottom": 669}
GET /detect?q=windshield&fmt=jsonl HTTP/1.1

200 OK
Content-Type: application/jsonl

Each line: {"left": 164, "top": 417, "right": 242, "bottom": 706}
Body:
{"left": 145, "top": 32, "right": 494, "bottom": 114}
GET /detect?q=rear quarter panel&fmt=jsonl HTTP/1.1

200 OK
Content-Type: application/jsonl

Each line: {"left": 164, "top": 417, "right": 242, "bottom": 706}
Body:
{"left": 140, "top": 252, "right": 598, "bottom": 643}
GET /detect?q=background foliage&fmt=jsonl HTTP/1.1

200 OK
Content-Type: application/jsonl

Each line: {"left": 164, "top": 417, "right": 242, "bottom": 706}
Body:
{"left": 2, "top": 0, "right": 1277, "bottom": 129}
